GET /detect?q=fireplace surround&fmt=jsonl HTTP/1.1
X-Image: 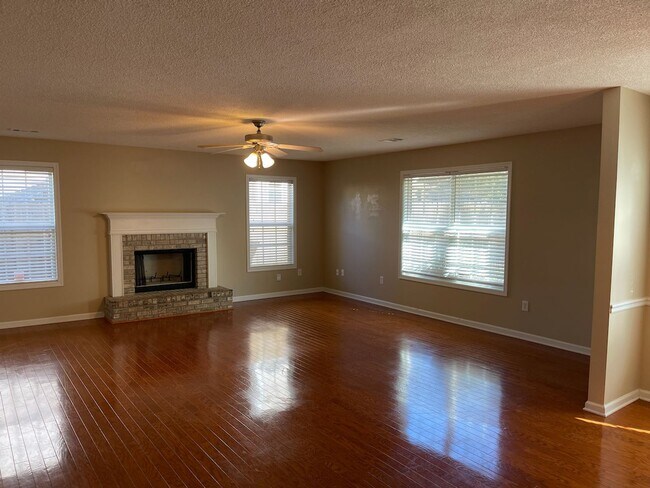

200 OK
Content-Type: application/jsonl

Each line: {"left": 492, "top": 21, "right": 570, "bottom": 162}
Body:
{"left": 102, "top": 213, "right": 232, "bottom": 323}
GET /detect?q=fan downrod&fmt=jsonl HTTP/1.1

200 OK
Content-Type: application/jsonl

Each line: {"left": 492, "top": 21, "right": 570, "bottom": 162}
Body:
{"left": 251, "top": 119, "right": 266, "bottom": 133}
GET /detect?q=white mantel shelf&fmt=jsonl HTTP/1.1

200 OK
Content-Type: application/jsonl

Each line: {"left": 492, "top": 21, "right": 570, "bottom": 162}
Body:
{"left": 102, "top": 212, "right": 224, "bottom": 297}
{"left": 103, "top": 212, "right": 225, "bottom": 235}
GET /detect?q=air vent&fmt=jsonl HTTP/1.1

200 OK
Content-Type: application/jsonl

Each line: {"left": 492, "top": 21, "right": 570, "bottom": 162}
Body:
{"left": 380, "top": 137, "right": 403, "bottom": 143}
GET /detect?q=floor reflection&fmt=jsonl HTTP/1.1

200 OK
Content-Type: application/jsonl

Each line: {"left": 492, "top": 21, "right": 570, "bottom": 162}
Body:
{"left": 0, "top": 363, "right": 65, "bottom": 483}
{"left": 397, "top": 339, "right": 503, "bottom": 480}
{"left": 248, "top": 325, "right": 295, "bottom": 418}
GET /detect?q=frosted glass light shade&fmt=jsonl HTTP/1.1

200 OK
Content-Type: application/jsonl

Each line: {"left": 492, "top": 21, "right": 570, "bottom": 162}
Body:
{"left": 244, "top": 152, "right": 259, "bottom": 168}
{"left": 261, "top": 153, "right": 275, "bottom": 168}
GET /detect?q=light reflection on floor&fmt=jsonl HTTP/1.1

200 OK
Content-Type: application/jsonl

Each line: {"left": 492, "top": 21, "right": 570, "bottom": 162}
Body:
{"left": 0, "top": 363, "right": 64, "bottom": 482}
{"left": 396, "top": 339, "right": 503, "bottom": 480}
{"left": 247, "top": 325, "right": 295, "bottom": 418}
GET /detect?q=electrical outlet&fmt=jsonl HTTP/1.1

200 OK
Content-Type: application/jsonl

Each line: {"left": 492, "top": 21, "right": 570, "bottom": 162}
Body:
{"left": 521, "top": 300, "right": 529, "bottom": 312}
{"left": 297, "top": 268, "right": 302, "bottom": 276}
{"left": 379, "top": 275, "right": 384, "bottom": 285}
{"left": 276, "top": 273, "right": 282, "bottom": 282}
{"left": 341, "top": 269, "right": 345, "bottom": 277}
{"left": 336, "top": 269, "right": 340, "bottom": 276}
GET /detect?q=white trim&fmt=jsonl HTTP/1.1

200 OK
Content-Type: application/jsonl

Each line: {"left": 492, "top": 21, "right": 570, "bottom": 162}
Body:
{"left": 102, "top": 212, "right": 225, "bottom": 235}
{"left": 610, "top": 297, "right": 650, "bottom": 313}
{"left": 323, "top": 288, "right": 591, "bottom": 356}
{"left": 102, "top": 212, "right": 224, "bottom": 296}
{"left": 640, "top": 390, "right": 650, "bottom": 402}
{"left": 234, "top": 287, "right": 324, "bottom": 303}
{"left": 246, "top": 174, "right": 297, "bottom": 272}
{"left": 0, "top": 312, "right": 104, "bottom": 331}
{"left": 398, "top": 161, "right": 511, "bottom": 297}
{"left": 584, "top": 389, "right": 646, "bottom": 417}
{"left": 583, "top": 401, "right": 607, "bottom": 416}
{"left": 0, "top": 160, "right": 64, "bottom": 291}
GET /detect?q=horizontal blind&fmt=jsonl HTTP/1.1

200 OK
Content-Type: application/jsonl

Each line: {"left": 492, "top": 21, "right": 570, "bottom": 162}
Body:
{"left": 0, "top": 166, "right": 59, "bottom": 285}
{"left": 401, "top": 166, "right": 509, "bottom": 292}
{"left": 248, "top": 176, "right": 295, "bottom": 269}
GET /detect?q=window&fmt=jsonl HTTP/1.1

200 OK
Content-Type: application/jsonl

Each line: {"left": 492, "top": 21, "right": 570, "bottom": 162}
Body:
{"left": 247, "top": 175, "right": 296, "bottom": 271}
{"left": 0, "top": 161, "right": 63, "bottom": 290}
{"left": 400, "top": 163, "right": 511, "bottom": 294}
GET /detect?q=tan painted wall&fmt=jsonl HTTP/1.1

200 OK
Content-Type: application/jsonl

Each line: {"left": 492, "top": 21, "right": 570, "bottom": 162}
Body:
{"left": 324, "top": 126, "right": 601, "bottom": 347}
{"left": 0, "top": 137, "right": 324, "bottom": 322}
{"left": 587, "top": 88, "right": 621, "bottom": 405}
{"left": 587, "top": 87, "right": 650, "bottom": 406}
{"left": 604, "top": 88, "right": 650, "bottom": 403}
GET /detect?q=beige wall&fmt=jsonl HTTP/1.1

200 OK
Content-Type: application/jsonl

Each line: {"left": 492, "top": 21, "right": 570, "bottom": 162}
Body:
{"left": 587, "top": 87, "right": 650, "bottom": 407}
{"left": 605, "top": 88, "right": 650, "bottom": 403}
{"left": 324, "top": 125, "right": 601, "bottom": 347}
{"left": 0, "top": 137, "right": 324, "bottom": 322}
{"left": 587, "top": 88, "right": 622, "bottom": 405}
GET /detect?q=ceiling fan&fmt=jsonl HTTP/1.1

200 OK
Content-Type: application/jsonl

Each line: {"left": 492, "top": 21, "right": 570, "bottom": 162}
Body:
{"left": 198, "top": 120, "right": 323, "bottom": 169}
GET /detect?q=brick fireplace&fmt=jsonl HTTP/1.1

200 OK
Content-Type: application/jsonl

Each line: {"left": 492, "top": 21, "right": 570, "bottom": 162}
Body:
{"left": 102, "top": 213, "right": 232, "bottom": 323}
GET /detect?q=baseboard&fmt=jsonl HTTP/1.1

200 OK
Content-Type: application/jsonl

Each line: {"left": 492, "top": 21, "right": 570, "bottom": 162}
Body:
{"left": 0, "top": 289, "right": 325, "bottom": 330}
{"left": 0, "top": 312, "right": 105, "bottom": 331}
{"left": 323, "top": 288, "right": 591, "bottom": 356}
{"left": 640, "top": 390, "right": 650, "bottom": 402}
{"left": 583, "top": 401, "right": 607, "bottom": 416}
{"left": 584, "top": 389, "right": 643, "bottom": 417}
{"left": 233, "top": 287, "right": 325, "bottom": 303}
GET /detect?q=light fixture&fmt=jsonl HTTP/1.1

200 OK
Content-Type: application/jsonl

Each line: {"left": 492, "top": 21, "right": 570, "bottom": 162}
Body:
{"left": 260, "top": 152, "right": 274, "bottom": 168}
{"left": 244, "top": 152, "right": 259, "bottom": 168}
{"left": 244, "top": 146, "right": 274, "bottom": 169}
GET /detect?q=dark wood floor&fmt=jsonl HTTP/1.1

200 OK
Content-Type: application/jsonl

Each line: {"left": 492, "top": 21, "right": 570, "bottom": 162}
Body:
{"left": 1, "top": 293, "right": 649, "bottom": 487}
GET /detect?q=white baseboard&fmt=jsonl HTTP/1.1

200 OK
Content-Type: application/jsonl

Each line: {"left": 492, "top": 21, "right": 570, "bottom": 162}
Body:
{"left": 0, "top": 288, "right": 326, "bottom": 330}
{"left": 234, "top": 287, "right": 325, "bottom": 303}
{"left": 323, "top": 288, "right": 591, "bottom": 356}
{"left": 0, "top": 312, "right": 105, "bottom": 331}
{"left": 584, "top": 389, "right": 647, "bottom": 417}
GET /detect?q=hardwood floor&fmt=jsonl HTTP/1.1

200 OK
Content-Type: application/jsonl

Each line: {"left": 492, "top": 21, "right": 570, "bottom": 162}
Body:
{"left": 1, "top": 293, "right": 649, "bottom": 487}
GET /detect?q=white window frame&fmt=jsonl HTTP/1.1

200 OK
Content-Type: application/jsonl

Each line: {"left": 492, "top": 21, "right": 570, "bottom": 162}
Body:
{"left": 399, "top": 162, "right": 511, "bottom": 296}
{"left": 0, "top": 160, "right": 64, "bottom": 291}
{"left": 246, "top": 174, "right": 297, "bottom": 272}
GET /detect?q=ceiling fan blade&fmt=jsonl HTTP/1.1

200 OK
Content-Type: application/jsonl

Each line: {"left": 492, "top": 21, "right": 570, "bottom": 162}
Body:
{"left": 197, "top": 143, "right": 248, "bottom": 149}
{"left": 276, "top": 143, "right": 323, "bottom": 152}
{"left": 265, "top": 147, "right": 288, "bottom": 157}
{"left": 212, "top": 146, "right": 254, "bottom": 154}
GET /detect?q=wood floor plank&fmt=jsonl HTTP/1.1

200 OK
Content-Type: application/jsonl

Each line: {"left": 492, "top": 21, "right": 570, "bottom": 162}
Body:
{"left": 1, "top": 293, "right": 649, "bottom": 487}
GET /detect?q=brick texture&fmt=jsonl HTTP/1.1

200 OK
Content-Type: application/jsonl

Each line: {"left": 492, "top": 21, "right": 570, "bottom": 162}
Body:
{"left": 103, "top": 232, "right": 232, "bottom": 323}
{"left": 104, "top": 286, "right": 233, "bottom": 323}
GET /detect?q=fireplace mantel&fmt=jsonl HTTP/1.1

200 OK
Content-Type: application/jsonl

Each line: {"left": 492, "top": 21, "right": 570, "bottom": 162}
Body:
{"left": 102, "top": 212, "right": 224, "bottom": 297}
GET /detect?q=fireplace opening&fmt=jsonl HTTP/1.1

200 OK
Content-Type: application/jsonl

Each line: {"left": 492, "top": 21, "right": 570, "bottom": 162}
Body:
{"left": 134, "top": 249, "right": 197, "bottom": 293}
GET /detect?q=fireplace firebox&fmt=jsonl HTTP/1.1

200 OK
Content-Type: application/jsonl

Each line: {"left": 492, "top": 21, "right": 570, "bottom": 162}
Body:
{"left": 134, "top": 249, "right": 196, "bottom": 293}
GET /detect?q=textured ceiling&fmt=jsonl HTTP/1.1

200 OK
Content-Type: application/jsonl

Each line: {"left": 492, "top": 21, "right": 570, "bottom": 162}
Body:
{"left": 0, "top": 1, "right": 648, "bottom": 161}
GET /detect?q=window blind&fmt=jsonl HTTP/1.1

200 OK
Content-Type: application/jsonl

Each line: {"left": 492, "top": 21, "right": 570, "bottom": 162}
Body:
{"left": 248, "top": 176, "right": 295, "bottom": 269}
{"left": 0, "top": 165, "right": 59, "bottom": 285}
{"left": 401, "top": 165, "right": 510, "bottom": 293}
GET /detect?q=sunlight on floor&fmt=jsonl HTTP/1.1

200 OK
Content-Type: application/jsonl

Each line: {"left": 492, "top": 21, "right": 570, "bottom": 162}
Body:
{"left": 576, "top": 417, "right": 650, "bottom": 435}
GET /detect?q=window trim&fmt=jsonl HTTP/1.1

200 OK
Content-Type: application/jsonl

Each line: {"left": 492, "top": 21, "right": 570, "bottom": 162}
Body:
{"left": 0, "top": 160, "right": 64, "bottom": 291}
{"left": 398, "top": 162, "right": 511, "bottom": 296}
{"left": 246, "top": 174, "right": 297, "bottom": 272}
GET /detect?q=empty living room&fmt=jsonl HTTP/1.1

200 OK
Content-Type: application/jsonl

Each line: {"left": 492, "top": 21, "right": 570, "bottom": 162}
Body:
{"left": 1, "top": 1, "right": 649, "bottom": 486}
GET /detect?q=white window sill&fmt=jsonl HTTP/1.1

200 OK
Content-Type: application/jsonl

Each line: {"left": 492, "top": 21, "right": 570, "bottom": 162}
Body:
{"left": 0, "top": 279, "right": 64, "bottom": 292}
{"left": 399, "top": 273, "right": 507, "bottom": 296}
{"left": 247, "top": 264, "right": 297, "bottom": 273}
